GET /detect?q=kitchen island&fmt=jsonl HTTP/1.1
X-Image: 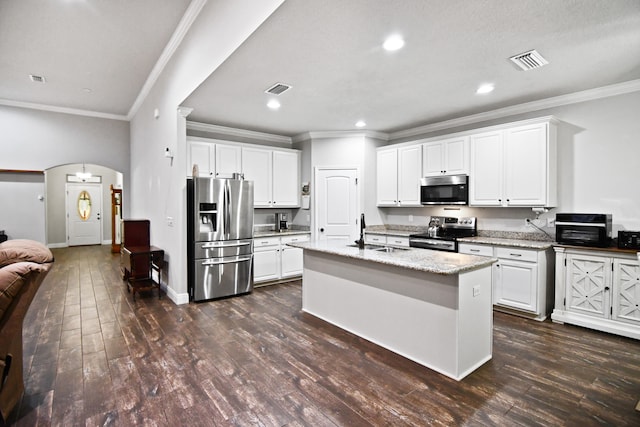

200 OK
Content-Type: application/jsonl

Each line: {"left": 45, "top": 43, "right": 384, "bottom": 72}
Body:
{"left": 288, "top": 239, "right": 496, "bottom": 380}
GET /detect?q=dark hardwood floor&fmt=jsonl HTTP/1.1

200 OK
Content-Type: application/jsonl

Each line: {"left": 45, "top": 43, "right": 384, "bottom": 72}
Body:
{"left": 5, "top": 245, "right": 640, "bottom": 426}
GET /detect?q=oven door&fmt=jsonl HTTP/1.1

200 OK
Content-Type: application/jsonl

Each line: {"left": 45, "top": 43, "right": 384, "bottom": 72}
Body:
{"left": 409, "top": 237, "right": 457, "bottom": 252}
{"left": 556, "top": 223, "right": 609, "bottom": 247}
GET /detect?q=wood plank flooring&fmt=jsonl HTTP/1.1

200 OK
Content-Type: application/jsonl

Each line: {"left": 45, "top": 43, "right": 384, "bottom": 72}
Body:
{"left": 4, "top": 245, "right": 640, "bottom": 426}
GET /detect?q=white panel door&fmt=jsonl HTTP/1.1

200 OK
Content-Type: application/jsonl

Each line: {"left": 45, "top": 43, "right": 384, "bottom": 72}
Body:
{"left": 67, "top": 183, "right": 102, "bottom": 246}
{"left": 242, "top": 147, "right": 272, "bottom": 207}
{"left": 316, "top": 168, "right": 358, "bottom": 241}
{"left": 215, "top": 144, "right": 242, "bottom": 178}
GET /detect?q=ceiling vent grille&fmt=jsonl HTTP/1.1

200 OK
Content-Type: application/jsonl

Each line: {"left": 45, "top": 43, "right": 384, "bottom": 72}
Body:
{"left": 509, "top": 50, "right": 548, "bottom": 71}
{"left": 29, "top": 74, "right": 46, "bottom": 83}
{"left": 265, "top": 82, "right": 292, "bottom": 96}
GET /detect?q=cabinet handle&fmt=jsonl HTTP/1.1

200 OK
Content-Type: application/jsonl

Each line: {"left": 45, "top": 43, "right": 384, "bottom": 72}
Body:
{"left": 320, "top": 228, "right": 325, "bottom": 232}
{"left": 498, "top": 199, "right": 502, "bottom": 202}
{"left": 470, "top": 249, "right": 480, "bottom": 252}
{"left": 604, "top": 286, "right": 610, "bottom": 291}
{"left": 510, "top": 253, "right": 522, "bottom": 257}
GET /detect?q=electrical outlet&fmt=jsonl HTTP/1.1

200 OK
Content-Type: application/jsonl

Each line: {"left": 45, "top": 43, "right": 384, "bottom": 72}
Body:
{"left": 166, "top": 216, "right": 174, "bottom": 227}
{"left": 473, "top": 285, "right": 480, "bottom": 297}
{"left": 408, "top": 215, "right": 414, "bottom": 222}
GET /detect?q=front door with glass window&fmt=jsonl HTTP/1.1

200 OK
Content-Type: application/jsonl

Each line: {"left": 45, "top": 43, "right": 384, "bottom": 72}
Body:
{"left": 67, "top": 183, "right": 102, "bottom": 246}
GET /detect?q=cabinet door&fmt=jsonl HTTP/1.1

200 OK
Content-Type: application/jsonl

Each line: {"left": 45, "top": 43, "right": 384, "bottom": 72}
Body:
{"left": 443, "top": 136, "right": 468, "bottom": 175}
{"left": 397, "top": 145, "right": 422, "bottom": 206}
{"left": 469, "top": 131, "right": 503, "bottom": 206}
{"left": 242, "top": 147, "right": 272, "bottom": 207}
{"left": 504, "top": 123, "right": 547, "bottom": 206}
{"left": 188, "top": 142, "right": 215, "bottom": 177}
{"left": 272, "top": 150, "right": 300, "bottom": 207}
{"left": 565, "top": 254, "right": 611, "bottom": 319}
{"left": 422, "top": 141, "right": 445, "bottom": 176}
{"left": 254, "top": 247, "right": 280, "bottom": 282}
{"left": 365, "top": 233, "right": 387, "bottom": 245}
{"left": 495, "top": 259, "right": 538, "bottom": 312}
{"left": 281, "top": 246, "right": 304, "bottom": 278}
{"left": 215, "top": 144, "right": 242, "bottom": 178}
{"left": 612, "top": 259, "right": 640, "bottom": 326}
{"left": 376, "top": 149, "right": 398, "bottom": 206}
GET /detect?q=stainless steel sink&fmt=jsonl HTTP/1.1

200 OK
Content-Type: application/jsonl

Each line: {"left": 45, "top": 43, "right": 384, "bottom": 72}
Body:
{"left": 347, "top": 244, "right": 408, "bottom": 252}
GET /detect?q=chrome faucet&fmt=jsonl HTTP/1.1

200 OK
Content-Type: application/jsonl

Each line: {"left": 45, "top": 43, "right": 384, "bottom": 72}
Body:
{"left": 355, "top": 213, "right": 366, "bottom": 249}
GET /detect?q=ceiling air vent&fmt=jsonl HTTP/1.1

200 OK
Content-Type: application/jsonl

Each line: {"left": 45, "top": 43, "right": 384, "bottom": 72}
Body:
{"left": 29, "top": 74, "right": 46, "bottom": 83}
{"left": 265, "top": 82, "right": 292, "bottom": 96}
{"left": 509, "top": 49, "right": 548, "bottom": 71}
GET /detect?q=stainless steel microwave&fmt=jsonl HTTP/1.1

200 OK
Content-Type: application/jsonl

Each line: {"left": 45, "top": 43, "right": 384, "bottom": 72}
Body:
{"left": 420, "top": 174, "right": 468, "bottom": 205}
{"left": 555, "top": 213, "right": 612, "bottom": 248}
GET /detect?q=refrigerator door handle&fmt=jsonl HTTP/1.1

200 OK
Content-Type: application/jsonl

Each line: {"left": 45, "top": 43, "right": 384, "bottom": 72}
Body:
{"left": 201, "top": 256, "right": 252, "bottom": 266}
{"left": 201, "top": 240, "right": 252, "bottom": 248}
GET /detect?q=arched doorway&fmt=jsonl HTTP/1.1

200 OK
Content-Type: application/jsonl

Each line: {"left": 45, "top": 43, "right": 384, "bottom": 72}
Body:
{"left": 45, "top": 164, "right": 123, "bottom": 248}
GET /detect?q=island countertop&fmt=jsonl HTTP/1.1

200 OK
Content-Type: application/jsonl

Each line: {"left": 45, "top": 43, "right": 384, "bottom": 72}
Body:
{"left": 288, "top": 239, "right": 496, "bottom": 275}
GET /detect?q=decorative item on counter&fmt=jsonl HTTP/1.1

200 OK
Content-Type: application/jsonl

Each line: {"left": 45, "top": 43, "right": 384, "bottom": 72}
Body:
{"left": 192, "top": 164, "right": 199, "bottom": 177}
{"left": 301, "top": 182, "right": 310, "bottom": 209}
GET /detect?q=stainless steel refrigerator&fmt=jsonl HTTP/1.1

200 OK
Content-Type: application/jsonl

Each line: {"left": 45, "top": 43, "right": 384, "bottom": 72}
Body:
{"left": 187, "top": 177, "right": 254, "bottom": 301}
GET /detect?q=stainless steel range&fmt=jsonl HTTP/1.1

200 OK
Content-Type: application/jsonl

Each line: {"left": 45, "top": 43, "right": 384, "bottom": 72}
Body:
{"left": 409, "top": 216, "right": 476, "bottom": 252}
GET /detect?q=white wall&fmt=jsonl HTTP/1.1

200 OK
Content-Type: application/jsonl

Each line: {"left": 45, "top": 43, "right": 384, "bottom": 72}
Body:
{"left": 128, "top": 0, "right": 285, "bottom": 304}
{"left": 383, "top": 91, "right": 640, "bottom": 233}
{"left": 0, "top": 105, "right": 130, "bottom": 243}
{"left": 0, "top": 172, "right": 45, "bottom": 242}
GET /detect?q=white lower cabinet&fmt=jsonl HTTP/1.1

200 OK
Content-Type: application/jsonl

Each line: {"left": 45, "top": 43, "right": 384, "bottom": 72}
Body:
{"left": 552, "top": 247, "right": 640, "bottom": 339}
{"left": 365, "top": 233, "right": 386, "bottom": 245}
{"left": 254, "top": 234, "right": 310, "bottom": 284}
{"left": 459, "top": 242, "right": 553, "bottom": 321}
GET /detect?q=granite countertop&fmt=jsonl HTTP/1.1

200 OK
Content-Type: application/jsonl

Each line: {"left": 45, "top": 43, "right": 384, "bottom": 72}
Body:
{"left": 254, "top": 229, "right": 311, "bottom": 238}
{"left": 365, "top": 225, "right": 427, "bottom": 237}
{"left": 458, "top": 236, "right": 555, "bottom": 250}
{"left": 288, "top": 239, "right": 496, "bottom": 275}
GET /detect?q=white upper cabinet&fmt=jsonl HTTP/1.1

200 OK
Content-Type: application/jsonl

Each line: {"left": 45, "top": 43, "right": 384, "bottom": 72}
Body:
{"left": 242, "top": 147, "right": 272, "bottom": 206}
{"left": 376, "top": 145, "right": 422, "bottom": 207}
{"left": 272, "top": 150, "right": 300, "bottom": 207}
{"left": 469, "top": 119, "right": 557, "bottom": 207}
{"left": 188, "top": 138, "right": 300, "bottom": 208}
{"left": 376, "top": 149, "right": 398, "bottom": 206}
{"left": 188, "top": 141, "right": 216, "bottom": 177}
{"left": 214, "top": 144, "right": 242, "bottom": 178}
{"left": 422, "top": 136, "right": 468, "bottom": 176}
{"left": 242, "top": 147, "right": 300, "bottom": 208}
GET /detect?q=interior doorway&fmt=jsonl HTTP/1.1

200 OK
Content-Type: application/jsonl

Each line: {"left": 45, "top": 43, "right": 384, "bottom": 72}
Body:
{"left": 314, "top": 167, "right": 360, "bottom": 241}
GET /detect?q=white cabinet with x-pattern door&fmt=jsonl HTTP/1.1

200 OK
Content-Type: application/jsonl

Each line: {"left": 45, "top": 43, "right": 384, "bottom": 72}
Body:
{"left": 552, "top": 246, "right": 640, "bottom": 340}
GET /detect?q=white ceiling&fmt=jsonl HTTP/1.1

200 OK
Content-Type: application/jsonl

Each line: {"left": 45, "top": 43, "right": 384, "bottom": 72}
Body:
{"left": 2, "top": 0, "right": 640, "bottom": 136}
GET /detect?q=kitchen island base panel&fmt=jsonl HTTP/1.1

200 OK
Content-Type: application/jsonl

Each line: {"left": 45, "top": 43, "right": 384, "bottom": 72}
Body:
{"left": 301, "top": 251, "right": 492, "bottom": 381}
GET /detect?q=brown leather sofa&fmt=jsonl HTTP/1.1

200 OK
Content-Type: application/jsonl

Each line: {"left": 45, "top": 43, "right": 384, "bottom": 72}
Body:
{"left": 0, "top": 239, "right": 54, "bottom": 424}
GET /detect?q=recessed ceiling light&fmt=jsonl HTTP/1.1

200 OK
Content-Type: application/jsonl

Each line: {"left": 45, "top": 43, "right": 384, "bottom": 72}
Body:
{"left": 383, "top": 35, "right": 405, "bottom": 51}
{"left": 476, "top": 83, "right": 495, "bottom": 94}
{"left": 355, "top": 120, "right": 366, "bottom": 128}
{"left": 267, "top": 99, "right": 281, "bottom": 110}
{"left": 82, "top": 88, "right": 92, "bottom": 93}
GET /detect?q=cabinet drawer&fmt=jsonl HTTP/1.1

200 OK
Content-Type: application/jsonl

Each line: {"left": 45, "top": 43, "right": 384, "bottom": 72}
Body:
{"left": 365, "top": 234, "right": 387, "bottom": 244}
{"left": 281, "top": 234, "right": 310, "bottom": 245}
{"left": 495, "top": 247, "right": 537, "bottom": 262}
{"left": 458, "top": 243, "right": 493, "bottom": 257}
{"left": 254, "top": 237, "right": 280, "bottom": 248}
{"left": 387, "top": 236, "right": 410, "bottom": 247}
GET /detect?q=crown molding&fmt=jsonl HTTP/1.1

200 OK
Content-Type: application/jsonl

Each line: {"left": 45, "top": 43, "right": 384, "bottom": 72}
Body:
{"left": 390, "top": 79, "right": 640, "bottom": 140}
{"left": 186, "top": 121, "right": 292, "bottom": 144}
{"left": 126, "top": 0, "right": 207, "bottom": 120}
{"left": 293, "top": 130, "right": 389, "bottom": 143}
{"left": 0, "top": 98, "right": 127, "bottom": 121}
